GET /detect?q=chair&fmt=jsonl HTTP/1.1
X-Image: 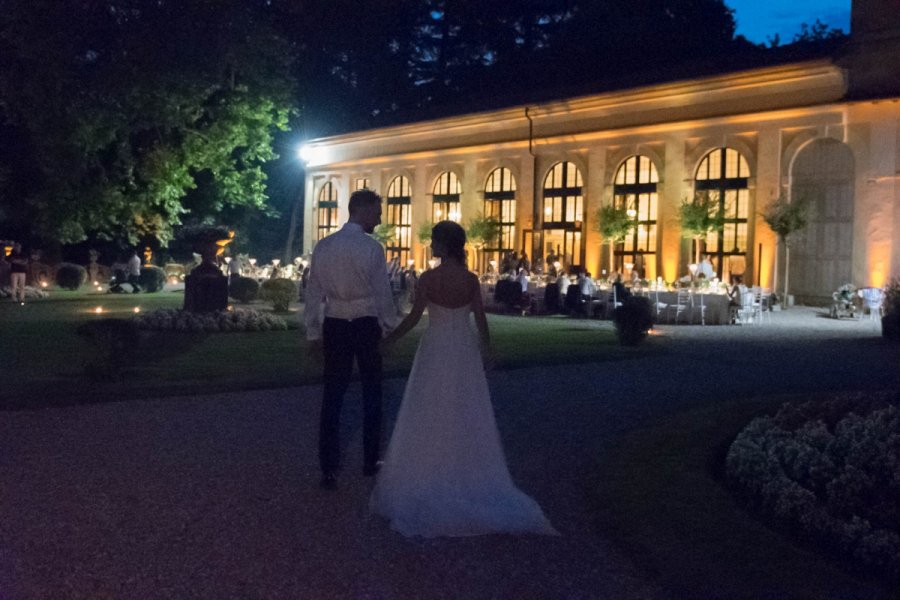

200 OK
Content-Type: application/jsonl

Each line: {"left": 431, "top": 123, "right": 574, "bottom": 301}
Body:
{"left": 605, "top": 288, "right": 623, "bottom": 319}
{"left": 751, "top": 286, "right": 770, "bottom": 325}
{"left": 736, "top": 290, "right": 756, "bottom": 325}
{"left": 692, "top": 291, "right": 708, "bottom": 325}
{"left": 651, "top": 290, "right": 669, "bottom": 324}
{"left": 564, "top": 285, "right": 586, "bottom": 317}
{"left": 668, "top": 290, "right": 691, "bottom": 324}
{"left": 858, "top": 287, "right": 885, "bottom": 323}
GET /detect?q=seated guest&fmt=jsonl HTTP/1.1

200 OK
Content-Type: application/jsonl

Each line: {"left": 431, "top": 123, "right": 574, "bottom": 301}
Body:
{"left": 613, "top": 275, "right": 631, "bottom": 302}
{"left": 516, "top": 268, "right": 530, "bottom": 293}
{"left": 577, "top": 271, "right": 596, "bottom": 301}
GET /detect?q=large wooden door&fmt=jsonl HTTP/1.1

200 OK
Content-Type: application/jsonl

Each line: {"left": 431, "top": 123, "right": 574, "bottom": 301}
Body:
{"left": 789, "top": 139, "right": 855, "bottom": 302}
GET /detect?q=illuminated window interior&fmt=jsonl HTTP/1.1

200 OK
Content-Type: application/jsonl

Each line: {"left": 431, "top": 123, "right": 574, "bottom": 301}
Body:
{"left": 484, "top": 167, "right": 517, "bottom": 260}
{"left": 695, "top": 147, "right": 750, "bottom": 277}
{"left": 386, "top": 175, "right": 412, "bottom": 264}
{"left": 355, "top": 177, "right": 371, "bottom": 191}
{"left": 432, "top": 171, "right": 461, "bottom": 222}
{"left": 317, "top": 181, "right": 339, "bottom": 240}
{"left": 542, "top": 161, "right": 584, "bottom": 267}
{"left": 613, "top": 155, "right": 659, "bottom": 279}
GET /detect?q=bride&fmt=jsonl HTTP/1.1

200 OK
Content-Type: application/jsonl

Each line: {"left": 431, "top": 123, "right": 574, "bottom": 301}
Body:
{"left": 371, "top": 221, "right": 557, "bottom": 538}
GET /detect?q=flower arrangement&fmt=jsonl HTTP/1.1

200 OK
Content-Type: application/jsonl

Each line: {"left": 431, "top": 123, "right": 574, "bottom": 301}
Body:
{"left": 831, "top": 283, "right": 858, "bottom": 318}
{"left": 726, "top": 392, "right": 900, "bottom": 581}
{"left": 134, "top": 307, "right": 291, "bottom": 333}
{"left": 0, "top": 285, "right": 49, "bottom": 299}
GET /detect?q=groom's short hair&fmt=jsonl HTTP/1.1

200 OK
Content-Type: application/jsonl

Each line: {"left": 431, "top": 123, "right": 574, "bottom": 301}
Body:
{"left": 349, "top": 189, "right": 381, "bottom": 215}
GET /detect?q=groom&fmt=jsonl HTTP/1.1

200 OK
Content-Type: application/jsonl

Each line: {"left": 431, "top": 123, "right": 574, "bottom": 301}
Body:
{"left": 304, "top": 189, "right": 399, "bottom": 490}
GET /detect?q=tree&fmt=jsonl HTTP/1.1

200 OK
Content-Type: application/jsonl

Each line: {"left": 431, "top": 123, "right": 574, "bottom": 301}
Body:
{"left": 372, "top": 224, "right": 398, "bottom": 247}
{"left": 0, "top": 0, "right": 296, "bottom": 247}
{"left": 762, "top": 194, "right": 809, "bottom": 306}
{"left": 679, "top": 193, "right": 725, "bottom": 263}
{"left": 465, "top": 214, "right": 501, "bottom": 272}
{"left": 594, "top": 204, "right": 632, "bottom": 274}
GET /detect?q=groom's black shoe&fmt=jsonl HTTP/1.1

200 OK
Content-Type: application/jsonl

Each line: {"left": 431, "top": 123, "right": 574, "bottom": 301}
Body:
{"left": 319, "top": 473, "right": 338, "bottom": 490}
{"left": 363, "top": 461, "right": 383, "bottom": 477}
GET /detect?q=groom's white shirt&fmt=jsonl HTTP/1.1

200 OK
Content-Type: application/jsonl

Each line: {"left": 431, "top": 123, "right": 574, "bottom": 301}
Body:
{"left": 304, "top": 221, "right": 399, "bottom": 341}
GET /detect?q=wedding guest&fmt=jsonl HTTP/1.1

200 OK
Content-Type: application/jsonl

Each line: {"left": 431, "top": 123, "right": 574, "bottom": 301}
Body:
{"left": 613, "top": 275, "right": 631, "bottom": 302}
{"left": 698, "top": 254, "right": 715, "bottom": 279}
{"left": 516, "top": 268, "right": 529, "bottom": 293}
{"left": 8, "top": 242, "right": 27, "bottom": 303}
{"left": 519, "top": 251, "right": 531, "bottom": 273}
{"left": 556, "top": 271, "right": 570, "bottom": 297}
{"left": 228, "top": 253, "right": 242, "bottom": 285}
{"left": 126, "top": 249, "right": 142, "bottom": 293}
{"left": 577, "top": 271, "right": 596, "bottom": 302}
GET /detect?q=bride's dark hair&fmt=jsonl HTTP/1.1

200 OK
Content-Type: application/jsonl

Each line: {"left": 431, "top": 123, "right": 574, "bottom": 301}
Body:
{"left": 432, "top": 220, "right": 467, "bottom": 263}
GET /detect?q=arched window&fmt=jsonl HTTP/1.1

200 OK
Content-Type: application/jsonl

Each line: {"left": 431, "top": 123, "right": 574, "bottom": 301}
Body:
{"left": 542, "top": 161, "right": 584, "bottom": 268}
{"left": 694, "top": 147, "right": 750, "bottom": 277}
{"left": 613, "top": 155, "right": 658, "bottom": 279}
{"left": 432, "top": 171, "right": 461, "bottom": 222}
{"left": 316, "top": 181, "right": 339, "bottom": 240}
{"left": 484, "top": 168, "right": 516, "bottom": 260}
{"left": 386, "top": 175, "right": 412, "bottom": 265}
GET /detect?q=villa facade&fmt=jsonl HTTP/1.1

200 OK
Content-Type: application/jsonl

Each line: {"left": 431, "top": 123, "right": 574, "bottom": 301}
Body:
{"left": 300, "top": 0, "right": 900, "bottom": 302}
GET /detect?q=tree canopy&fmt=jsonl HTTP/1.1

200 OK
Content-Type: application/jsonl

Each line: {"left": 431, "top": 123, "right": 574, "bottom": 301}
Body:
{"left": 0, "top": 0, "right": 296, "bottom": 246}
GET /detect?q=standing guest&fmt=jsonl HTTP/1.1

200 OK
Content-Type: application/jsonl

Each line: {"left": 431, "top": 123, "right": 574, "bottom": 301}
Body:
{"left": 698, "top": 254, "right": 715, "bottom": 279}
{"left": 305, "top": 189, "right": 400, "bottom": 490}
{"left": 519, "top": 251, "right": 531, "bottom": 273}
{"left": 126, "top": 249, "right": 142, "bottom": 293}
{"left": 556, "top": 270, "right": 571, "bottom": 297}
{"left": 228, "top": 253, "right": 242, "bottom": 285}
{"left": 8, "top": 242, "right": 27, "bottom": 303}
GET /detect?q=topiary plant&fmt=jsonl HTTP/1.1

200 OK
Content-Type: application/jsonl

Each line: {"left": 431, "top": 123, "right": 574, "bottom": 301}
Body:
{"left": 882, "top": 278, "right": 900, "bottom": 341}
{"left": 229, "top": 276, "right": 260, "bottom": 303}
{"left": 55, "top": 262, "right": 87, "bottom": 290}
{"left": 139, "top": 265, "right": 167, "bottom": 293}
{"left": 259, "top": 277, "right": 297, "bottom": 312}
{"left": 613, "top": 296, "right": 654, "bottom": 345}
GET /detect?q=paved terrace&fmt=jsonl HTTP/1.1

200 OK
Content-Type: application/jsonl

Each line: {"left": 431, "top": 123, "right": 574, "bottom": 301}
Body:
{"left": 1, "top": 308, "right": 898, "bottom": 598}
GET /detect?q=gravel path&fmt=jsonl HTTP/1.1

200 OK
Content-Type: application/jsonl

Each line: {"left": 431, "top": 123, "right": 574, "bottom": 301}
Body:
{"left": 1, "top": 308, "right": 897, "bottom": 599}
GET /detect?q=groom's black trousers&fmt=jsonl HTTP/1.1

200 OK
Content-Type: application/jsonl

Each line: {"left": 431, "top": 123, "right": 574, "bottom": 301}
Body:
{"left": 319, "top": 316, "right": 383, "bottom": 475}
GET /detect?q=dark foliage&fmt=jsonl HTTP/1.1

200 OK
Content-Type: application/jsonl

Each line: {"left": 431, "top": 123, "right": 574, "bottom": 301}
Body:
{"left": 259, "top": 277, "right": 297, "bottom": 312}
{"left": 139, "top": 265, "right": 167, "bottom": 293}
{"left": 229, "top": 276, "right": 260, "bottom": 303}
{"left": 54, "top": 262, "right": 87, "bottom": 290}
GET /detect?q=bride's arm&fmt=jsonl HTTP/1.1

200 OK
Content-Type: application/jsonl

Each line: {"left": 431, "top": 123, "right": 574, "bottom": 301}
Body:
{"left": 381, "top": 273, "right": 429, "bottom": 348}
{"left": 470, "top": 275, "right": 492, "bottom": 365}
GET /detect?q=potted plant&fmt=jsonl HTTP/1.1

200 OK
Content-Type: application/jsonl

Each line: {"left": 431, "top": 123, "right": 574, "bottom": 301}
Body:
{"left": 417, "top": 220, "right": 435, "bottom": 267}
{"left": 372, "top": 224, "right": 397, "bottom": 247}
{"left": 882, "top": 278, "right": 900, "bottom": 341}
{"left": 594, "top": 204, "right": 632, "bottom": 275}
{"left": 762, "top": 194, "right": 809, "bottom": 308}
{"left": 679, "top": 193, "right": 724, "bottom": 264}
{"left": 465, "top": 213, "right": 501, "bottom": 273}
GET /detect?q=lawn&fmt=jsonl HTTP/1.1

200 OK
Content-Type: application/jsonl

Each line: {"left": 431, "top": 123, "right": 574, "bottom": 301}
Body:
{"left": 0, "top": 289, "right": 648, "bottom": 408}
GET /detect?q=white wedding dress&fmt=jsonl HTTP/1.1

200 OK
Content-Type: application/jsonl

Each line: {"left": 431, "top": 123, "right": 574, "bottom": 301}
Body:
{"left": 370, "top": 302, "right": 557, "bottom": 538}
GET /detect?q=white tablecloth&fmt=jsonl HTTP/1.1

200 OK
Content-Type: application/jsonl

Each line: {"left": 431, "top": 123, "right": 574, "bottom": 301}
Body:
{"left": 642, "top": 291, "right": 731, "bottom": 325}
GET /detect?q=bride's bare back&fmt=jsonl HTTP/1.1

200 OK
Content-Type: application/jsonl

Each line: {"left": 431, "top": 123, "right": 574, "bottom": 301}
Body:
{"left": 421, "top": 262, "right": 479, "bottom": 308}
{"left": 381, "top": 260, "right": 491, "bottom": 365}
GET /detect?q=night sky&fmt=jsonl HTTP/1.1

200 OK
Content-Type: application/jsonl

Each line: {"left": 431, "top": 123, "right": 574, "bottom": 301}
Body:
{"left": 726, "top": 0, "right": 851, "bottom": 43}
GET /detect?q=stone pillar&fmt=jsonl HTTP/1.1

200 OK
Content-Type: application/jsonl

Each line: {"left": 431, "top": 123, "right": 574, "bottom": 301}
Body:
{"left": 585, "top": 146, "right": 607, "bottom": 277}
{"left": 755, "top": 127, "right": 782, "bottom": 289}
{"left": 660, "top": 137, "right": 686, "bottom": 283}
